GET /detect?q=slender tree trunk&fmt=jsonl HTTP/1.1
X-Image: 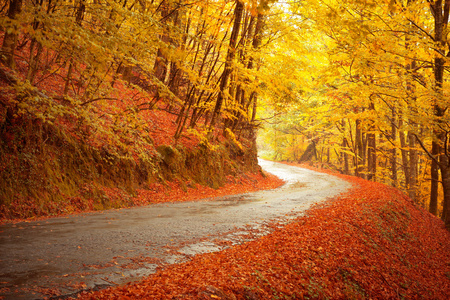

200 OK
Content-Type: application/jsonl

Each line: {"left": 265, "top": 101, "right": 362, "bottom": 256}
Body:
{"left": 367, "top": 131, "right": 376, "bottom": 181}
{"left": 430, "top": 141, "right": 440, "bottom": 216}
{"left": 441, "top": 164, "right": 450, "bottom": 225}
{"left": 391, "top": 108, "right": 398, "bottom": 187}
{"left": 64, "top": 59, "right": 74, "bottom": 96}
{"left": 398, "top": 114, "right": 410, "bottom": 189}
{"left": 355, "top": 118, "right": 365, "bottom": 178}
{"left": 153, "top": 1, "right": 175, "bottom": 85}
{"left": 408, "top": 132, "right": 418, "bottom": 201}
{"left": 209, "top": 0, "right": 244, "bottom": 130}
{"left": 167, "top": 4, "right": 184, "bottom": 99}
{"left": 248, "top": 10, "right": 265, "bottom": 126}
{"left": 405, "top": 1, "right": 418, "bottom": 200}
{"left": 26, "top": 40, "right": 43, "bottom": 84}
{"left": 343, "top": 139, "right": 349, "bottom": 175}
{"left": 367, "top": 102, "right": 376, "bottom": 181}
{"left": 439, "top": 131, "right": 450, "bottom": 224}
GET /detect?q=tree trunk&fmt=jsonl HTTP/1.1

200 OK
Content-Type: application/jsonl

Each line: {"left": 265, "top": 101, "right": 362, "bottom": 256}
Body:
{"left": 355, "top": 118, "right": 365, "bottom": 178}
{"left": 367, "top": 132, "right": 376, "bottom": 181}
{"left": 430, "top": 141, "right": 440, "bottom": 216}
{"left": 64, "top": 59, "right": 74, "bottom": 96}
{"left": 391, "top": 108, "right": 398, "bottom": 187}
{"left": 248, "top": 10, "right": 265, "bottom": 126}
{"left": 441, "top": 165, "right": 450, "bottom": 227}
{"left": 408, "top": 132, "right": 418, "bottom": 201}
{"left": 343, "top": 138, "right": 349, "bottom": 175}
{"left": 430, "top": 0, "right": 450, "bottom": 229}
{"left": 405, "top": 0, "right": 419, "bottom": 200}
{"left": 299, "top": 141, "right": 317, "bottom": 163}
{"left": 209, "top": 0, "right": 244, "bottom": 129}
{"left": 26, "top": 40, "right": 43, "bottom": 84}
{"left": 1, "top": 0, "right": 23, "bottom": 69}
{"left": 153, "top": 1, "right": 175, "bottom": 86}
{"left": 398, "top": 115, "right": 410, "bottom": 189}
{"left": 367, "top": 102, "right": 376, "bottom": 181}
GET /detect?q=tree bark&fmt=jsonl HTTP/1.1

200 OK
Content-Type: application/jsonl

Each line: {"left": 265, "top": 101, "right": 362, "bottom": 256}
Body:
{"left": 355, "top": 118, "right": 365, "bottom": 178}
{"left": 209, "top": 0, "right": 244, "bottom": 129}
{"left": 367, "top": 102, "right": 376, "bottom": 181}
{"left": 1, "top": 0, "right": 23, "bottom": 69}
{"left": 430, "top": 0, "right": 450, "bottom": 229}
{"left": 299, "top": 141, "right": 317, "bottom": 162}
{"left": 430, "top": 141, "right": 440, "bottom": 216}
{"left": 408, "top": 132, "right": 418, "bottom": 201}
{"left": 398, "top": 114, "right": 410, "bottom": 189}
{"left": 391, "top": 108, "right": 398, "bottom": 187}
{"left": 405, "top": 0, "right": 418, "bottom": 201}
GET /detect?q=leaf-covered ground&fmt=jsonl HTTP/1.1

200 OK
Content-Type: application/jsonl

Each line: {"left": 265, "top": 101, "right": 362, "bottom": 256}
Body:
{"left": 77, "top": 164, "right": 450, "bottom": 299}
{"left": 0, "top": 44, "right": 265, "bottom": 222}
{"left": 0, "top": 171, "right": 283, "bottom": 225}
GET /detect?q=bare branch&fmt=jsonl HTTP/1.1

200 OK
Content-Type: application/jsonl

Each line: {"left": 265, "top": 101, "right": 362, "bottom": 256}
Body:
{"left": 413, "top": 133, "right": 442, "bottom": 167}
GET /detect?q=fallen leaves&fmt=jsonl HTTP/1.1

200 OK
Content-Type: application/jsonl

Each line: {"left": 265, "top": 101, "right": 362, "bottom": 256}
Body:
{"left": 133, "top": 172, "right": 284, "bottom": 206}
{"left": 0, "top": 172, "right": 284, "bottom": 225}
{"left": 78, "top": 167, "right": 450, "bottom": 299}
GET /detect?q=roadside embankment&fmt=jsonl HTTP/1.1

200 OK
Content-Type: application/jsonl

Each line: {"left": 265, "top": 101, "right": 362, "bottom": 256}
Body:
{"left": 80, "top": 170, "right": 450, "bottom": 299}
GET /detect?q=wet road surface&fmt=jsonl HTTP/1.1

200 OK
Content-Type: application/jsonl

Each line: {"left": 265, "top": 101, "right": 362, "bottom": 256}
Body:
{"left": 0, "top": 159, "right": 351, "bottom": 299}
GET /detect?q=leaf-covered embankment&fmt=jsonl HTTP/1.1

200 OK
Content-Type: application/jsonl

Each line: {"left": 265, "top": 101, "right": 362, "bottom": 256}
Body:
{"left": 0, "top": 63, "right": 281, "bottom": 222}
{"left": 0, "top": 105, "right": 282, "bottom": 222}
{"left": 80, "top": 167, "right": 450, "bottom": 299}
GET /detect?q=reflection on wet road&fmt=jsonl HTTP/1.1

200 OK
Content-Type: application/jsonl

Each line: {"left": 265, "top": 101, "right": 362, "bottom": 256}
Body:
{"left": 0, "top": 159, "right": 351, "bottom": 299}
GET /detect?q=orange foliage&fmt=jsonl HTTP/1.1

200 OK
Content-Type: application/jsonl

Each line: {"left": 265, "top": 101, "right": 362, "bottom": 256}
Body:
{"left": 79, "top": 168, "right": 450, "bottom": 299}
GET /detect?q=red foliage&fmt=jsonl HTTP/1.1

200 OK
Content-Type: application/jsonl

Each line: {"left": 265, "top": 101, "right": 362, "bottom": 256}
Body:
{"left": 0, "top": 41, "right": 269, "bottom": 224}
{"left": 79, "top": 169, "right": 450, "bottom": 300}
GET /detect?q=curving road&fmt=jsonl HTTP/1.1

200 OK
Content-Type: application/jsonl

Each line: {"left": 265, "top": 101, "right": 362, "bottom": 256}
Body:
{"left": 0, "top": 159, "right": 351, "bottom": 299}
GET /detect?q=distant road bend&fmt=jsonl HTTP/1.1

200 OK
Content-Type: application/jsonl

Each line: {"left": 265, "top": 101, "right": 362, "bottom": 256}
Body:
{"left": 0, "top": 159, "right": 351, "bottom": 299}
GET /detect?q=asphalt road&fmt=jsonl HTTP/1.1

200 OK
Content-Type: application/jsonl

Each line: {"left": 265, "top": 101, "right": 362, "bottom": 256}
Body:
{"left": 0, "top": 159, "right": 351, "bottom": 299}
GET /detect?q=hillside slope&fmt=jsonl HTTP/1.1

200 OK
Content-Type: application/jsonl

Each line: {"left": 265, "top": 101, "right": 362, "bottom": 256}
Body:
{"left": 0, "top": 63, "right": 280, "bottom": 222}
{"left": 79, "top": 167, "right": 450, "bottom": 299}
{"left": 0, "top": 0, "right": 275, "bottom": 222}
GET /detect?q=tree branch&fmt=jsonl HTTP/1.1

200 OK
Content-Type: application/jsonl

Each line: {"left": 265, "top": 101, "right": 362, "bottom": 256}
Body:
{"left": 407, "top": 18, "right": 435, "bottom": 41}
{"left": 413, "top": 133, "right": 442, "bottom": 167}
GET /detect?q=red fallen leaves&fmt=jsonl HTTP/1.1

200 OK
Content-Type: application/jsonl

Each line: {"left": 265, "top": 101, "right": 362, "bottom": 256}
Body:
{"left": 133, "top": 172, "right": 284, "bottom": 206}
{"left": 78, "top": 168, "right": 450, "bottom": 299}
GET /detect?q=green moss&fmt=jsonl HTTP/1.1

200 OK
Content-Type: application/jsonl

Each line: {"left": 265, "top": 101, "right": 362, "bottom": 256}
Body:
{"left": 1, "top": 115, "right": 259, "bottom": 220}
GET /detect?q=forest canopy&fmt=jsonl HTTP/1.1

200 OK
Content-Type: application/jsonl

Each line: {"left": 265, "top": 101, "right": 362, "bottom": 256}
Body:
{"left": 2, "top": 0, "right": 450, "bottom": 229}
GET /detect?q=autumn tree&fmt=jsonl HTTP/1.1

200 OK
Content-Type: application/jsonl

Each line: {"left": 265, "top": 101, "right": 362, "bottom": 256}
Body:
{"left": 257, "top": 0, "right": 450, "bottom": 228}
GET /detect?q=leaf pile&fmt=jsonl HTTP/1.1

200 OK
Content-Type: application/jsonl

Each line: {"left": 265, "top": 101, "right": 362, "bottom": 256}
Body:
{"left": 79, "top": 172, "right": 450, "bottom": 299}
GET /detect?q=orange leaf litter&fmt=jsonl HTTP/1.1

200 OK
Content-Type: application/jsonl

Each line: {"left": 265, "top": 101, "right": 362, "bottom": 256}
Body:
{"left": 78, "top": 163, "right": 450, "bottom": 299}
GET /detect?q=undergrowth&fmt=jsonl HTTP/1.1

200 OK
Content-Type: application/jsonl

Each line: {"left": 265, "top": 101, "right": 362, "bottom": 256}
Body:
{"left": 0, "top": 71, "right": 261, "bottom": 221}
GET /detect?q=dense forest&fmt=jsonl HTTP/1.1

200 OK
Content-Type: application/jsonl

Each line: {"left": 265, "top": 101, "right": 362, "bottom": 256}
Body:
{"left": 1, "top": 0, "right": 450, "bottom": 229}
{"left": 257, "top": 0, "right": 450, "bottom": 230}
{"left": 0, "top": 0, "right": 274, "bottom": 220}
